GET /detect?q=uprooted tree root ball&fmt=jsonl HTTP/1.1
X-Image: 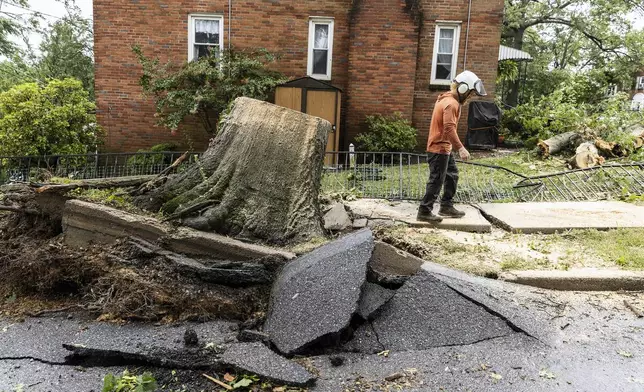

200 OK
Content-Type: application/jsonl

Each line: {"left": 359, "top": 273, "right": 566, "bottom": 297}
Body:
{"left": 0, "top": 213, "right": 270, "bottom": 321}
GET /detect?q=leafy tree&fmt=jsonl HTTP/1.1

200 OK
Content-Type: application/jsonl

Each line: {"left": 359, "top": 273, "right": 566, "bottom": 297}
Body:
{"left": 134, "top": 47, "right": 288, "bottom": 135}
{"left": 38, "top": 13, "right": 94, "bottom": 99}
{"left": 0, "top": 78, "right": 100, "bottom": 156}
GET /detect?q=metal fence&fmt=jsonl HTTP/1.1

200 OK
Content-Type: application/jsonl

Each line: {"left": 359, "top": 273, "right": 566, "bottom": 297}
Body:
{"left": 0, "top": 152, "right": 202, "bottom": 184}
{"left": 322, "top": 151, "right": 644, "bottom": 203}
{"left": 2, "top": 150, "right": 643, "bottom": 203}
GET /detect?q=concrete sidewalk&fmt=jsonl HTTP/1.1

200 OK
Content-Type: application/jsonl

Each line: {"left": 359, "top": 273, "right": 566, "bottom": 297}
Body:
{"left": 478, "top": 201, "right": 644, "bottom": 234}
{"left": 345, "top": 199, "right": 492, "bottom": 233}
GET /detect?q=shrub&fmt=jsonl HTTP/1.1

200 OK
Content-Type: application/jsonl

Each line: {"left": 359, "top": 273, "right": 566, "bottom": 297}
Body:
{"left": 0, "top": 78, "right": 99, "bottom": 156}
{"left": 134, "top": 46, "right": 288, "bottom": 136}
{"left": 102, "top": 370, "right": 157, "bottom": 392}
{"left": 355, "top": 112, "right": 418, "bottom": 152}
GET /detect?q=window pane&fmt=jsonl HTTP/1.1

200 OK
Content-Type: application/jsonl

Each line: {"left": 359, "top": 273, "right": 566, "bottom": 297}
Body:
{"left": 314, "top": 24, "right": 329, "bottom": 49}
{"left": 435, "top": 63, "right": 452, "bottom": 80}
{"left": 195, "top": 45, "right": 218, "bottom": 59}
{"left": 439, "top": 28, "right": 454, "bottom": 39}
{"left": 438, "top": 38, "right": 453, "bottom": 53}
{"left": 437, "top": 54, "right": 452, "bottom": 64}
{"left": 195, "top": 19, "right": 220, "bottom": 44}
{"left": 313, "top": 49, "right": 328, "bottom": 75}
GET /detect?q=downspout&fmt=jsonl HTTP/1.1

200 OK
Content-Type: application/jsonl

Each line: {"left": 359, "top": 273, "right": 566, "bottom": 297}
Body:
{"left": 228, "top": 0, "right": 232, "bottom": 49}
{"left": 463, "top": 0, "right": 472, "bottom": 70}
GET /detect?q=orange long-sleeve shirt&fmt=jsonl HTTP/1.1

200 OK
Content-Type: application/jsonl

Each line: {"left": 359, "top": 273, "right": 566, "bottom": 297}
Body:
{"left": 426, "top": 92, "right": 463, "bottom": 154}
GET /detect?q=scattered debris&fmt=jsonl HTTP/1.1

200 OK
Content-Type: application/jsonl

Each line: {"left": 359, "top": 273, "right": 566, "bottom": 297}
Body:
{"left": 624, "top": 300, "right": 643, "bottom": 318}
{"left": 184, "top": 328, "right": 199, "bottom": 346}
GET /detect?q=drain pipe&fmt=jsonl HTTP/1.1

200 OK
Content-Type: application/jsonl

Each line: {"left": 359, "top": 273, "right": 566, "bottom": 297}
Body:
{"left": 463, "top": 0, "right": 472, "bottom": 70}
{"left": 228, "top": 0, "right": 232, "bottom": 49}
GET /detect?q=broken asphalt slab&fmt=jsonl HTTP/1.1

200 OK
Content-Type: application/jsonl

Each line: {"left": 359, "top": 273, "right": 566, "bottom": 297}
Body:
{"left": 421, "top": 261, "right": 561, "bottom": 345}
{"left": 347, "top": 270, "right": 516, "bottom": 353}
{"left": 478, "top": 201, "right": 644, "bottom": 233}
{"left": 264, "top": 229, "right": 373, "bottom": 355}
{"left": 0, "top": 316, "right": 237, "bottom": 365}
{"left": 346, "top": 199, "right": 492, "bottom": 233}
{"left": 221, "top": 342, "right": 316, "bottom": 387}
{"left": 356, "top": 282, "right": 395, "bottom": 321}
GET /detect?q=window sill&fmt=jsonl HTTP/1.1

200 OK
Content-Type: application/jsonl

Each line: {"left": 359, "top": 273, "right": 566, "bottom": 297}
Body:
{"left": 428, "top": 84, "right": 451, "bottom": 91}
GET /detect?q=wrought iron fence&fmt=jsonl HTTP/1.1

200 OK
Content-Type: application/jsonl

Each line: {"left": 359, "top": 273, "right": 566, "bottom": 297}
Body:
{"left": 2, "top": 150, "right": 642, "bottom": 203}
{"left": 0, "top": 152, "right": 202, "bottom": 184}
{"left": 322, "top": 151, "right": 644, "bottom": 203}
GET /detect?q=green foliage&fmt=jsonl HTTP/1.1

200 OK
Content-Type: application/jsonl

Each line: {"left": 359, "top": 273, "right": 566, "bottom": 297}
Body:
{"left": 126, "top": 143, "right": 178, "bottom": 168}
{"left": 497, "top": 60, "right": 519, "bottom": 84}
{"left": 502, "top": 83, "right": 644, "bottom": 152}
{"left": 134, "top": 46, "right": 287, "bottom": 135}
{"left": 355, "top": 112, "right": 418, "bottom": 152}
{"left": 38, "top": 13, "right": 95, "bottom": 99}
{"left": 0, "top": 78, "right": 100, "bottom": 156}
{"left": 102, "top": 370, "right": 157, "bottom": 392}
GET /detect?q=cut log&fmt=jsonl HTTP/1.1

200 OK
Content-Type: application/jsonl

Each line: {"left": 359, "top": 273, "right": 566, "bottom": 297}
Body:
{"left": 537, "top": 132, "right": 582, "bottom": 158}
{"left": 134, "top": 97, "right": 330, "bottom": 244}
{"left": 595, "top": 138, "right": 621, "bottom": 158}
{"left": 630, "top": 125, "right": 644, "bottom": 149}
{"left": 569, "top": 142, "right": 605, "bottom": 169}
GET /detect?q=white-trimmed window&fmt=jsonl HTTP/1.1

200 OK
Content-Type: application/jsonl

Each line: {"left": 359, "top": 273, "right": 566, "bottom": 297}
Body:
{"left": 636, "top": 76, "right": 644, "bottom": 90}
{"left": 188, "top": 14, "right": 224, "bottom": 61}
{"left": 606, "top": 84, "right": 618, "bottom": 96}
{"left": 431, "top": 23, "right": 461, "bottom": 85}
{"left": 307, "top": 18, "right": 334, "bottom": 80}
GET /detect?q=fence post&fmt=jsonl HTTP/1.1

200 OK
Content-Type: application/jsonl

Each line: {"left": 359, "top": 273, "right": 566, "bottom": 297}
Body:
{"left": 349, "top": 143, "right": 355, "bottom": 169}
{"left": 399, "top": 152, "right": 403, "bottom": 200}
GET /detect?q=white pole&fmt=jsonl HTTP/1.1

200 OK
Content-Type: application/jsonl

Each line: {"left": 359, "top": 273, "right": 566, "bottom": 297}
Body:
{"left": 349, "top": 143, "right": 355, "bottom": 169}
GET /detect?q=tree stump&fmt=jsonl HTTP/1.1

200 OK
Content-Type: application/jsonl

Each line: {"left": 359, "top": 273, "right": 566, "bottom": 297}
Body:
{"left": 135, "top": 97, "right": 331, "bottom": 244}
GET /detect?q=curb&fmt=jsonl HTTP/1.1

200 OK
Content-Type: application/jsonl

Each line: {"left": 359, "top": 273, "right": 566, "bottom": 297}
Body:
{"left": 499, "top": 269, "right": 644, "bottom": 291}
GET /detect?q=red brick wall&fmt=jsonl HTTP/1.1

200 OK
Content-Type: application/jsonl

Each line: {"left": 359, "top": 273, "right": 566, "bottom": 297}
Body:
{"left": 413, "top": 0, "right": 504, "bottom": 148}
{"left": 94, "top": 0, "right": 352, "bottom": 152}
{"left": 345, "top": 0, "right": 420, "bottom": 148}
{"left": 94, "top": 0, "right": 503, "bottom": 152}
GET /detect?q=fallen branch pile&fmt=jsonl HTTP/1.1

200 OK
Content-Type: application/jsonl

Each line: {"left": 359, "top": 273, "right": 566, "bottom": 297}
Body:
{"left": 537, "top": 126, "right": 644, "bottom": 169}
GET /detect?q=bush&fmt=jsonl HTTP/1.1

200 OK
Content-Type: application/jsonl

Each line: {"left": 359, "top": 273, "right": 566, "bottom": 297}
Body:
{"left": 134, "top": 46, "right": 287, "bottom": 136}
{"left": 355, "top": 112, "right": 418, "bottom": 152}
{"left": 0, "top": 78, "right": 100, "bottom": 156}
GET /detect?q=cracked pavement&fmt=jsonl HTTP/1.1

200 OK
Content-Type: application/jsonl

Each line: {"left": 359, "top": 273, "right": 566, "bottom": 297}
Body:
{"left": 1, "top": 263, "right": 643, "bottom": 391}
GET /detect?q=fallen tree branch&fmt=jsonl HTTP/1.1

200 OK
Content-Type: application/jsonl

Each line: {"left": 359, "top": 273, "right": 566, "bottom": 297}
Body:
{"left": 537, "top": 132, "right": 582, "bottom": 158}
{"left": 129, "top": 152, "right": 190, "bottom": 197}
{"left": 624, "top": 300, "right": 643, "bottom": 318}
{"left": 34, "top": 176, "right": 156, "bottom": 194}
{"left": 27, "top": 305, "right": 84, "bottom": 318}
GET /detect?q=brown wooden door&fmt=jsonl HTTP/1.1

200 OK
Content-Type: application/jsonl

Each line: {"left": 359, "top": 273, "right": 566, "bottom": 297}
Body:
{"left": 274, "top": 87, "right": 302, "bottom": 111}
{"left": 306, "top": 90, "right": 340, "bottom": 165}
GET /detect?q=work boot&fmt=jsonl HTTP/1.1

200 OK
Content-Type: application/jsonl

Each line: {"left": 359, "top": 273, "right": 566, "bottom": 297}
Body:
{"left": 416, "top": 208, "right": 443, "bottom": 223}
{"left": 438, "top": 205, "right": 466, "bottom": 218}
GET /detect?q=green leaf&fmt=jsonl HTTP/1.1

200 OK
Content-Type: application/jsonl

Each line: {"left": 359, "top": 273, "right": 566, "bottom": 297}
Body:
{"left": 232, "top": 378, "right": 254, "bottom": 389}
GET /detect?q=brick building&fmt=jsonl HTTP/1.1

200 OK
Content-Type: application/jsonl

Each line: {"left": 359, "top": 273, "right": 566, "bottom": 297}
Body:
{"left": 94, "top": 0, "right": 505, "bottom": 152}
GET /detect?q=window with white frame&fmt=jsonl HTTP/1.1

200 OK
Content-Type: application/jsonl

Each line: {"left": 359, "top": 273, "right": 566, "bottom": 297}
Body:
{"left": 606, "top": 84, "right": 618, "bottom": 96}
{"left": 637, "top": 76, "right": 644, "bottom": 90}
{"left": 188, "top": 14, "right": 224, "bottom": 61}
{"left": 307, "top": 18, "right": 334, "bottom": 80}
{"left": 431, "top": 23, "right": 461, "bottom": 85}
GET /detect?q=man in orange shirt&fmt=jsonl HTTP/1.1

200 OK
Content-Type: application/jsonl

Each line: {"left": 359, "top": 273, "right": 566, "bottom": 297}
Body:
{"left": 417, "top": 71, "right": 487, "bottom": 223}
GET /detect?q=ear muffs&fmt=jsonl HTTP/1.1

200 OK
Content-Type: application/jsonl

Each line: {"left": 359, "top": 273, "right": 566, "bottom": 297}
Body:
{"left": 457, "top": 82, "right": 469, "bottom": 95}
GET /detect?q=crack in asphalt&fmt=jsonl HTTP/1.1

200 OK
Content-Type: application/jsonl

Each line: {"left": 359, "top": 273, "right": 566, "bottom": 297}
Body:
{"left": 442, "top": 284, "right": 539, "bottom": 342}
{"left": 0, "top": 356, "right": 66, "bottom": 366}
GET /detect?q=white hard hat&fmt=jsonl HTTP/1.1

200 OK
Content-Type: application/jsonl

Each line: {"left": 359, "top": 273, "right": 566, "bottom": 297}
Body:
{"left": 454, "top": 70, "right": 487, "bottom": 96}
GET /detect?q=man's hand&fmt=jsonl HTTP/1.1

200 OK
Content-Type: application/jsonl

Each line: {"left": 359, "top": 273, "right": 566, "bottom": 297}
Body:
{"left": 458, "top": 147, "right": 471, "bottom": 160}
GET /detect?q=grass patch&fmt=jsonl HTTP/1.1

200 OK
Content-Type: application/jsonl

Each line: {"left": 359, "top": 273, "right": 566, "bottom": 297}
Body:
{"left": 499, "top": 255, "right": 549, "bottom": 271}
{"left": 563, "top": 229, "right": 644, "bottom": 269}
{"left": 290, "top": 236, "right": 330, "bottom": 254}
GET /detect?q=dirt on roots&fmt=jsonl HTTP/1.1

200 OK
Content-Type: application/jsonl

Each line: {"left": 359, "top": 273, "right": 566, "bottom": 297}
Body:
{"left": 0, "top": 212, "right": 270, "bottom": 322}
